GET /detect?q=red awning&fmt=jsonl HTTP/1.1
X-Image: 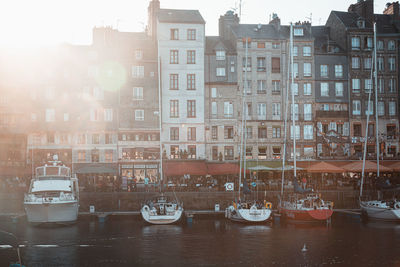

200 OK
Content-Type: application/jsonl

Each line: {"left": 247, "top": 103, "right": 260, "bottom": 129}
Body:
{"left": 342, "top": 160, "right": 392, "bottom": 172}
{"left": 164, "top": 161, "right": 207, "bottom": 176}
{"left": 206, "top": 163, "right": 240, "bottom": 175}
{"left": 306, "top": 161, "right": 346, "bottom": 173}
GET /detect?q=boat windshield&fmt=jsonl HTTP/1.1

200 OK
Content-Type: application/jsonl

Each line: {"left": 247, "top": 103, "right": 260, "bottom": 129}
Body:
{"left": 36, "top": 166, "right": 70, "bottom": 177}
{"left": 30, "top": 180, "right": 72, "bottom": 193}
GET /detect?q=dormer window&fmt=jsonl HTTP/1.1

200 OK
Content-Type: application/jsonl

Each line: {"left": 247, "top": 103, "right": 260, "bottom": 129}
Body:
{"left": 357, "top": 19, "right": 365, "bottom": 28}
{"left": 293, "top": 28, "right": 303, "bottom": 36}
{"left": 216, "top": 50, "right": 226, "bottom": 61}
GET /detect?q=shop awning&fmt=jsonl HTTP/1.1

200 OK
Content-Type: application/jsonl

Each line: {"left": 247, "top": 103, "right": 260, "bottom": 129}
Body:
{"left": 382, "top": 161, "right": 400, "bottom": 172}
{"left": 207, "top": 163, "right": 241, "bottom": 175}
{"left": 306, "top": 161, "right": 346, "bottom": 173}
{"left": 342, "top": 160, "right": 392, "bottom": 173}
{"left": 74, "top": 164, "right": 118, "bottom": 174}
{"left": 164, "top": 161, "right": 207, "bottom": 176}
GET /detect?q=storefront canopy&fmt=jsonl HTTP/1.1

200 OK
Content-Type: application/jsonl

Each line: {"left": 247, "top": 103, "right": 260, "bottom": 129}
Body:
{"left": 342, "top": 160, "right": 392, "bottom": 173}
{"left": 207, "top": 163, "right": 241, "bottom": 175}
{"left": 75, "top": 164, "right": 118, "bottom": 174}
{"left": 164, "top": 161, "right": 207, "bottom": 176}
{"left": 306, "top": 161, "right": 345, "bottom": 173}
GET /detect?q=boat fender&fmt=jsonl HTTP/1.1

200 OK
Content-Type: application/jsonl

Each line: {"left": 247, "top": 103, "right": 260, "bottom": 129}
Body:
{"left": 233, "top": 202, "right": 237, "bottom": 210}
{"left": 265, "top": 202, "right": 272, "bottom": 209}
{"left": 395, "top": 203, "right": 400, "bottom": 209}
{"left": 143, "top": 205, "right": 149, "bottom": 212}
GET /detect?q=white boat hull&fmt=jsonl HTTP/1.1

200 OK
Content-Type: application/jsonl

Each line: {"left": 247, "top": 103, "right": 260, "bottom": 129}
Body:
{"left": 24, "top": 201, "right": 79, "bottom": 224}
{"left": 141, "top": 206, "right": 183, "bottom": 225}
{"left": 226, "top": 205, "right": 271, "bottom": 223}
{"left": 360, "top": 201, "right": 400, "bottom": 221}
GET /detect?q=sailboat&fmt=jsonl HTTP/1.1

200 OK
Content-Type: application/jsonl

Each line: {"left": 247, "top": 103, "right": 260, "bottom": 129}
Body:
{"left": 225, "top": 37, "right": 272, "bottom": 223}
{"left": 279, "top": 24, "right": 333, "bottom": 223}
{"left": 140, "top": 54, "right": 183, "bottom": 225}
{"left": 359, "top": 23, "right": 400, "bottom": 221}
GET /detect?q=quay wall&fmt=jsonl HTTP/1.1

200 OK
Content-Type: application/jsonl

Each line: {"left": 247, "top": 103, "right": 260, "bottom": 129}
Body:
{"left": 0, "top": 190, "right": 362, "bottom": 213}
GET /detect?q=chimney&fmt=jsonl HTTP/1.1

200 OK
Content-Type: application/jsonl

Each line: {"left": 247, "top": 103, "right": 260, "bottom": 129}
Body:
{"left": 348, "top": 0, "right": 374, "bottom": 24}
{"left": 383, "top": 2, "right": 400, "bottom": 20}
{"left": 269, "top": 13, "right": 281, "bottom": 31}
{"left": 147, "top": 0, "right": 160, "bottom": 39}
{"left": 219, "top": 10, "right": 240, "bottom": 41}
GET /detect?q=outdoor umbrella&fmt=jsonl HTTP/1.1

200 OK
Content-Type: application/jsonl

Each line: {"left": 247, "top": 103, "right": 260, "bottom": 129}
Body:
{"left": 342, "top": 160, "right": 392, "bottom": 172}
{"left": 306, "top": 161, "right": 345, "bottom": 173}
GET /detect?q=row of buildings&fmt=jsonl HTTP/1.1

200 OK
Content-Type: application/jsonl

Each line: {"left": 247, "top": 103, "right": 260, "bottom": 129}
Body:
{"left": 1, "top": 0, "right": 400, "bottom": 182}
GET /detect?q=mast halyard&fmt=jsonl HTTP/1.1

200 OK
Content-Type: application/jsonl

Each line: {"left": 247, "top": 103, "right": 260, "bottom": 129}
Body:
{"left": 157, "top": 39, "right": 163, "bottom": 191}
{"left": 290, "top": 23, "right": 297, "bottom": 179}
{"left": 374, "top": 22, "right": 380, "bottom": 178}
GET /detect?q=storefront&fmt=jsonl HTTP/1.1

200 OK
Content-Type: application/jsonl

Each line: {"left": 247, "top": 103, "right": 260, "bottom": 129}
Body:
{"left": 120, "top": 163, "right": 159, "bottom": 183}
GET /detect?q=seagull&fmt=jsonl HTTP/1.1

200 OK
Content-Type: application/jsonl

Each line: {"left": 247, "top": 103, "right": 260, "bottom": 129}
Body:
{"left": 302, "top": 244, "right": 308, "bottom": 252}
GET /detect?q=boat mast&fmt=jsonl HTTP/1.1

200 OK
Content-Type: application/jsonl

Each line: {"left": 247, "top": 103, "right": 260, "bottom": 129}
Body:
{"left": 157, "top": 40, "right": 163, "bottom": 190}
{"left": 374, "top": 22, "right": 379, "bottom": 178}
{"left": 290, "top": 23, "right": 297, "bottom": 179}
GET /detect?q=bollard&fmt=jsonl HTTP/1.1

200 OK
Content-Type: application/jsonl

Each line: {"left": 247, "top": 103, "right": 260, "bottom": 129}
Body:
{"left": 90, "top": 205, "right": 95, "bottom": 213}
{"left": 186, "top": 213, "right": 194, "bottom": 224}
{"left": 215, "top": 204, "right": 220, "bottom": 212}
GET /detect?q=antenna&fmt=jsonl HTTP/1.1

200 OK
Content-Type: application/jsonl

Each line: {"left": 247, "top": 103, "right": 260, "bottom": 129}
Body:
{"left": 306, "top": 13, "right": 312, "bottom": 24}
{"left": 239, "top": 0, "right": 243, "bottom": 20}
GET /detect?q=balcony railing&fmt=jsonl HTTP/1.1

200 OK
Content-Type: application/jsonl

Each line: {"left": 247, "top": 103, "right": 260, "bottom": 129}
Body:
{"left": 316, "top": 110, "right": 348, "bottom": 118}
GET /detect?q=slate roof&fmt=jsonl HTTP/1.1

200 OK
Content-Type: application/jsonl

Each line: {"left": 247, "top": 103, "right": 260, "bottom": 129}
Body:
{"left": 331, "top": 11, "right": 373, "bottom": 28}
{"left": 158, "top": 9, "right": 205, "bottom": 24}
{"left": 231, "top": 23, "right": 313, "bottom": 40}
{"left": 205, "top": 36, "right": 235, "bottom": 54}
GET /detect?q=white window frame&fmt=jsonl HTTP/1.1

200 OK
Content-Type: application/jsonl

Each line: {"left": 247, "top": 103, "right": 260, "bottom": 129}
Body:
{"left": 303, "top": 83, "right": 311, "bottom": 96}
{"left": 135, "top": 110, "right": 144, "bottom": 121}
{"left": 216, "top": 68, "right": 226, "bottom": 77}
{"left": 133, "top": 87, "right": 143, "bottom": 100}
{"left": 335, "top": 83, "right": 344, "bottom": 97}
{"left": 352, "top": 100, "right": 361, "bottom": 115}
{"left": 320, "top": 83, "right": 329, "bottom": 96}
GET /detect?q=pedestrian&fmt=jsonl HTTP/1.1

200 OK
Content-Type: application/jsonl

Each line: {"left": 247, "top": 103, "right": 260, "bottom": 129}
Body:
{"left": 301, "top": 177, "right": 307, "bottom": 190}
{"left": 144, "top": 176, "right": 149, "bottom": 192}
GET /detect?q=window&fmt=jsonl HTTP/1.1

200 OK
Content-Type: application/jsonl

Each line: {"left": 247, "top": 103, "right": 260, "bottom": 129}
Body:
{"left": 242, "top": 57, "right": 252, "bottom": 70}
{"left": 170, "top": 74, "right": 179, "bottom": 90}
{"left": 320, "top": 83, "right": 329, "bottom": 96}
{"left": 258, "top": 147, "right": 267, "bottom": 159}
{"left": 291, "top": 104, "right": 299, "bottom": 120}
{"left": 353, "top": 124, "right": 362, "bottom": 137}
{"left": 212, "top": 126, "right": 218, "bottom": 140}
{"left": 92, "top": 134, "right": 100, "bottom": 144}
{"left": 246, "top": 126, "right": 253, "bottom": 139}
{"left": 187, "top": 74, "right": 196, "bottom": 90}
{"left": 365, "top": 79, "right": 372, "bottom": 93}
{"left": 364, "top": 57, "right": 372, "bottom": 69}
{"left": 272, "top": 126, "right": 281, "bottom": 138}
{"left": 293, "top": 63, "right": 299, "bottom": 77}
{"left": 170, "top": 127, "right": 179, "bottom": 141}
{"left": 170, "top": 145, "right": 179, "bottom": 159}
{"left": 211, "top": 87, "right": 217, "bottom": 98}
{"left": 303, "top": 46, "right": 311, "bottom": 56}
{"left": 389, "top": 79, "right": 396, "bottom": 93}
{"left": 216, "top": 68, "right": 226, "bottom": 76}
{"left": 77, "top": 151, "right": 86, "bottom": 162}
{"left": 320, "top": 65, "right": 328, "bottom": 77}
{"left": 352, "top": 100, "right": 361, "bottom": 115}
{"left": 31, "top": 113, "right": 37, "bottom": 122}
{"left": 133, "top": 87, "right": 143, "bottom": 100}
{"left": 170, "top": 50, "right": 179, "bottom": 64}
{"left": 388, "top": 40, "right": 396, "bottom": 50}
{"left": 104, "top": 109, "right": 113, "bottom": 121}
{"left": 258, "top": 127, "right": 267, "bottom": 138}
{"left": 47, "top": 132, "right": 55, "bottom": 144}
{"left": 352, "top": 79, "right": 360, "bottom": 92}
{"left": 303, "top": 63, "right": 311, "bottom": 77}
{"left": 378, "top": 57, "right": 384, "bottom": 71}
{"left": 187, "top": 100, "right": 196, "bottom": 118}
{"left": 335, "top": 83, "right": 344, "bottom": 96}
{"left": 45, "top": 109, "right": 55, "bottom": 122}
{"left": 244, "top": 80, "right": 252, "bottom": 94}
{"left": 188, "top": 145, "right": 196, "bottom": 159}
{"left": 365, "top": 37, "right": 373, "bottom": 50}
{"left": 45, "top": 87, "right": 55, "bottom": 100}
{"left": 78, "top": 134, "right": 86, "bottom": 144}
{"left": 188, "top": 127, "right": 196, "bottom": 141}
{"left": 377, "top": 40, "right": 384, "bottom": 50}
{"left": 304, "top": 125, "right": 313, "bottom": 140}
{"left": 272, "top": 42, "right": 280, "bottom": 49}
{"left": 170, "top": 100, "right": 179, "bottom": 118}
{"left": 135, "top": 50, "right": 143, "bottom": 60}
{"left": 245, "top": 103, "right": 252, "bottom": 116}
{"left": 257, "top": 103, "right": 266, "bottom": 119}
{"left": 351, "top": 37, "right": 360, "bottom": 50}
{"left": 304, "top": 104, "right": 312, "bottom": 121}
{"left": 293, "top": 46, "right": 298, "bottom": 57}
{"left": 257, "top": 80, "right": 266, "bottom": 93}
{"left": 105, "top": 150, "right": 113, "bottom": 162}
{"left": 187, "top": 29, "right": 196, "bottom": 40}
{"left": 365, "top": 100, "right": 373, "bottom": 115}
{"left": 224, "top": 102, "right": 233, "bottom": 117}
{"left": 257, "top": 57, "right": 266, "bottom": 71}
{"left": 378, "top": 78, "right": 384, "bottom": 93}
{"left": 132, "top": 66, "right": 144, "bottom": 78}
{"left": 63, "top": 113, "right": 69, "bottom": 121}
{"left": 257, "top": 42, "right": 265, "bottom": 48}
{"left": 389, "top": 102, "right": 396, "bottom": 116}
{"left": 294, "top": 28, "right": 303, "bottom": 36}
{"left": 216, "top": 50, "right": 225, "bottom": 60}
{"left": 187, "top": 50, "right": 196, "bottom": 64}
{"left": 272, "top": 80, "right": 280, "bottom": 93}
{"left": 211, "top": 102, "right": 217, "bottom": 117}
{"left": 170, "top": 28, "right": 179, "bottom": 40}
{"left": 290, "top": 125, "right": 300, "bottom": 140}
{"left": 291, "top": 83, "right": 298, "bottom": 96}
{"left": 272, "top": 103, "right": 281, "bottom": 118}
{"left": 224, "top": 146, "right": 234, "bottom": 160}
{"left": 224, "top": 126, "right": 234, "bottom": 139}
{"left": 378, "top": 102, "right": 385, "bottom": 116}
{"left": 271, "top": 57, "right": 280, "bottom": 73}
{"left": 352, "top": 57, "right": 360, "bottom": 69}
{"left": 389, "top": 57, "right": 396, "bottom": 71}
{"left": 334, "top": 65, "right": 343, "bottom": 77}
{"left": 135, "top": 110, "right": 144, "bottom": 121}
{"left": 105, "top": 133, "right": 113, "bottom": 144}
{"left": 90, "top": 109, "right": 101, "bottom": 121}
{"left": 303, "top": 83, "right": 311, "bottom": 95}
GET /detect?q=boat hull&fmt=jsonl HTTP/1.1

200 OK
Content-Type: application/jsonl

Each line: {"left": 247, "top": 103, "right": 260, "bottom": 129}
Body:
{"left": 24, "top": 201, "right": 79, "bottom": 224}
{"left": 141, "top": 208, "right": 183, "bottom": 225}
{"left": 280, "top": 208, "right": 333, "bottom": 222}
{"left": 226, "top": 206, "right": 271, "bottom": 223}
{"left": 360, "top": 202, "right": 400, "bottom": 221}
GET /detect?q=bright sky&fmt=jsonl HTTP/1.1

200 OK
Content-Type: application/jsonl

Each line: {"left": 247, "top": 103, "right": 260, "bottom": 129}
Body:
{"left": 0, "top": 0, "right": 391, "bottom": 47}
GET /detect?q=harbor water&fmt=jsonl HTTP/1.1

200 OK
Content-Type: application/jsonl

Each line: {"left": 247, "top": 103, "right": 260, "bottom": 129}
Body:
{"left": 1, "top": 214, "right": 400, "bottom": 266}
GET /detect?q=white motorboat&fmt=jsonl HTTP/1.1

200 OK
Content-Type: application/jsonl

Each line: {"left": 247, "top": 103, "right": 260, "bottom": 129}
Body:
{"left": 24, "top": 155, "right": 79, "bottom": 224}
{"left": 360, "top": 200, "right": 400, "bottom": 221}
{"left": 226, "top": 201, "right": 272, "bottom": 223}
{"left": 141, "top": 194, "right": 183, "bottom": 225}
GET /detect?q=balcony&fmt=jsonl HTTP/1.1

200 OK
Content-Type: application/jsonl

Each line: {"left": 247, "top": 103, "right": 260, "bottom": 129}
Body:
{"left": 316, "top": 110, "right": 348, "bottom": 118}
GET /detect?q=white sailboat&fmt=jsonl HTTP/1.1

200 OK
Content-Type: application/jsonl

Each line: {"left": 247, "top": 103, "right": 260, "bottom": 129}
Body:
{"left": 24, "top": 155, "right": 79, "bottom": 224}
{"left": 359, "top": 23, "right": 400, "bottom": 221}
{"left": 279, "top": 24, "right": 333, "bottom": 223}
{"left": 225, "top": 37, "right": 272, "bottom": 223}
{"left": 140, "top": 52, "right": 183, "bottom": 225}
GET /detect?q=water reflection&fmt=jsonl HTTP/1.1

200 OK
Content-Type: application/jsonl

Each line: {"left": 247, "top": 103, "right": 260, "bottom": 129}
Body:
{"left": 142, "top": 225, "right": 183, "bottom": 236}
